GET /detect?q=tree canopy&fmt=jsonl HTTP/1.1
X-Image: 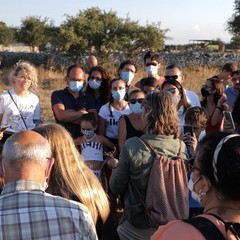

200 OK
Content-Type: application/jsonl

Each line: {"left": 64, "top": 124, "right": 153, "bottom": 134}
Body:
{"left": 0, "top": 21, "right": 14, "bottom": 46}
{"left": 1, "top": 8, "right": 169, "bottom": 57}
{"left": 227, "top": 0, "right": 240, "bottom": 35}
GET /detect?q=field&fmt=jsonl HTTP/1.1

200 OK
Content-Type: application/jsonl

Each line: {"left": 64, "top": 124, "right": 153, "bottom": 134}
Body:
{"left": 0, "top": 65, "right": 219, "bottom": 122}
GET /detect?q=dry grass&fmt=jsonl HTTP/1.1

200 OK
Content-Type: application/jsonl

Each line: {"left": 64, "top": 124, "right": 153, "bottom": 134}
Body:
{"left": 0, "top": 65, "right": 220, "bottom": 122}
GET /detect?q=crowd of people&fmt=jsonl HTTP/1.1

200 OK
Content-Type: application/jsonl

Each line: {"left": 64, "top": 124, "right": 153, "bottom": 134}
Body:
{"left": 0, "top": 52, "right": 240, "bottom": 240}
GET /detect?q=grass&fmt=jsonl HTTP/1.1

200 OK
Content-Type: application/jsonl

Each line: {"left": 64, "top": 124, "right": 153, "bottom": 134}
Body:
{"left": 0, "top": 65, "right": 220, "bottom": 122}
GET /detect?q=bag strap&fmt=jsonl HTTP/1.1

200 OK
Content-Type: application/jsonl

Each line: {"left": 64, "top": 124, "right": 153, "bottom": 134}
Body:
{"left": 184, "top": 216, "right": 226, "bottom": 240}
{"left": 8, "top": 90, "right": 28, "bottom": 130}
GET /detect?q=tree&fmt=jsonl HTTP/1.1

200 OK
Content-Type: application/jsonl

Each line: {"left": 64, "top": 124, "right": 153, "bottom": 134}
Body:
{"left": 57, "top": 7, "right": 168, "bottom": 58}
{"left": 227, "top": 0, "right": 240, "bottom": 35}
{"left": 0, "top": 21, "right": 14, "bottom": 46}
{"left": 16, "top": 16, "right": 50, "bottom": 52}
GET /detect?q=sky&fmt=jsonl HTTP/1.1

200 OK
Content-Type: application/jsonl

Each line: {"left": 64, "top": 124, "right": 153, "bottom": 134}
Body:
{"left": 0, "top": 0, "right": 235, "bottom": 45}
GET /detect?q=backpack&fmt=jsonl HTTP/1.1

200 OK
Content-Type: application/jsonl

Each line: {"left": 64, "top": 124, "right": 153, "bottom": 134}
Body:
{"left": 184, "top": 213, "right": 240, "bottom": 240}
{"left": 134, "top": 138, "right": 189, "bottom": 227}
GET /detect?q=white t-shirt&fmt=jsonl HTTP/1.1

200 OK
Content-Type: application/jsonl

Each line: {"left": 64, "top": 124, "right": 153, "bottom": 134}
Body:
{"left": 184, "top": 89, "right": 201, "bottom": 107}
{"left": 0, "top": 89, "right": 41, "bottom": 133}
{"left": 98, "top": 102, "right": 131, "bottom": 139}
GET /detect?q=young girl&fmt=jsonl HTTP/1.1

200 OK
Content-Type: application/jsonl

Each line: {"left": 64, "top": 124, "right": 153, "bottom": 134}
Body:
{"left": 74, "top": 112, "right": 116, "bottom": 181}
{"left": 98, "top": 78, "right": 132, "bottom": 147}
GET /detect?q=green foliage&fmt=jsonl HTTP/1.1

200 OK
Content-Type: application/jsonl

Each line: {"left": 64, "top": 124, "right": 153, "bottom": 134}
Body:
{"left": 16, "top": 16, "right": 50, "bottom": 52}
{"left": 227, "top": 0, "right": 240, "bottom": 35}
{"left": 230, "top": 34, "right": 240, "bottom": 48}
{"left": 0, "top": 21, "right": 15, "bottom": 46}
{"left": 57, "top": 7, "right": 169, "bottom": 58}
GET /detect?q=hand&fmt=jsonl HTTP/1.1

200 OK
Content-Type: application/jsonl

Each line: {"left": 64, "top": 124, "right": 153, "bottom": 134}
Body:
{"left": 107, "top": 157, "right": 119, "bottom": 170}
{"left": 79, "top": 109, "right": 88, "bottom": 116}
{"left": 188, "top": 133, "right": 198, "bottom": 157}
{"left": 217, "top": 94, "right": 227, "bottom": 107}
{"left": 0, "top": 132, "right": 4, "bottom": 141}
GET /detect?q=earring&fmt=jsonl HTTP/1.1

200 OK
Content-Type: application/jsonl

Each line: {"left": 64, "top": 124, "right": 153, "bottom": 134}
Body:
{"left": 198, "top": 189, "right": 206, "bottom": 202}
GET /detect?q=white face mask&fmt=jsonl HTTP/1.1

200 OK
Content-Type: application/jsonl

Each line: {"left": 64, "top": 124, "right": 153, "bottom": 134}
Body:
{"left": 172, "top": 95, "right": 181, "bottom": 105}
{"left": 188, "top": 175, "right": 202, "bottom": 204}
{"left": 146, "top": 65, "right": 158, "bottom": 76}
{"left": 69, "top": 81, "right": 84, "bottom": 92}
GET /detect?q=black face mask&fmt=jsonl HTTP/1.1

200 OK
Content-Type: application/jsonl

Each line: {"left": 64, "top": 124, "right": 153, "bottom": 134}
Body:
{"left": 201, "top": 88, "right": 211, "bottom": 97}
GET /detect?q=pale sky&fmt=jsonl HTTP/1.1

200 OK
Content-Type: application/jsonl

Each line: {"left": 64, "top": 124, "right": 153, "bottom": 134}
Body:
{"left": 0, "top": 0, "right": 235, "bottom": 45}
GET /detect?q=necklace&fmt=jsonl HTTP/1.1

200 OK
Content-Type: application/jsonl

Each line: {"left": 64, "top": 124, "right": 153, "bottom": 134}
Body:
{"left": 84, "top": 133, "right": 96, "bottom": 142}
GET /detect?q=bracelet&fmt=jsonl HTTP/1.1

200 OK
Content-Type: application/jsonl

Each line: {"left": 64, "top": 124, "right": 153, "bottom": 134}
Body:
{"left": 216, "top": 106, "right": 223, "bottom": 111}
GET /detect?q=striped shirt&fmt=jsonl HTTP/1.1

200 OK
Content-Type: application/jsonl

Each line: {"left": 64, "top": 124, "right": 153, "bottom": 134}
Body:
{"left": 0, "top": 180, "right": 98, "bottom": 240}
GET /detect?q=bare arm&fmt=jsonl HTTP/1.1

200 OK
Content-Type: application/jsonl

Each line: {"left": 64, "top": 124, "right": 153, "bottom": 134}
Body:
{"left": 0, "top": 114, "right": 3, "bottom": 140}
{"left": 52, "top": 104, "right": 88, "bottom": 123}
{"left": 211, "top": 94, "right": 227, "bottom": 126}
{"left": 98, "top": 116, "right": 106, "bottom": 136}
{"left": 118, "top": 116, "right": 127, "bottom": 151}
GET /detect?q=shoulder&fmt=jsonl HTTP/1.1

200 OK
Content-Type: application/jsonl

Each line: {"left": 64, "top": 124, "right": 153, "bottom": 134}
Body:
{"left": 51, "top": 88, "right": 67, "bottom": 97}
{"left": 151, "top": 220, "right": 205, "bottom": 240}
{"left": 185, "top": 89, "right": 198, "bottom": 98}
{"left": 44, "top": 192, "right": 90, "bottom": 215}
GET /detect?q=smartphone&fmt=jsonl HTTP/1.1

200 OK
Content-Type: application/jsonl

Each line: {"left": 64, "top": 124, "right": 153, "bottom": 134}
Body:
{"left": 223, "top": 111, "right": 235, "bottom": 129}
{"left": 0, "top": 125, "right": 9, "bottom": 132}
{"left": 183, "top": 126, "right": 193, "bottom": 136}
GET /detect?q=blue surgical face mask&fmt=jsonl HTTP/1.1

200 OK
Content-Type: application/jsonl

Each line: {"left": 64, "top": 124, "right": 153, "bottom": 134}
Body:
{"left": 88, "top": 79, "right": 101, "bottom": 90}
{"left": 129, "top": 102, "right": 143, "bottom": 114}
{"left": 121, "top": 71, "right": 135, "bottom": 85}
{"left": 112, "top": 89, "right": 126, "bottom": 101}
{"left": 69, "top": 81, "right": 84, "bottom": 92}
{"left": 81, "top": 130, "right": 95, "bottom": 138}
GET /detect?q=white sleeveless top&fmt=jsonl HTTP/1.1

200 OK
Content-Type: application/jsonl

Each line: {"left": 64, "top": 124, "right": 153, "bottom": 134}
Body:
{"left": 80, "top": 141, "right": 104, "bottom": 161}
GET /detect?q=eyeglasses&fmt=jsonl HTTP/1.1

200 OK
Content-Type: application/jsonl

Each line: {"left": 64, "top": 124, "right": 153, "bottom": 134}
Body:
{"left": 129, "top": 98, "right": 144, "bottom": 104}
{"left": 186, "top": 163, "right": 201, "bottom": 173}
{"left": 146, "top": 62, "right": 158, "bottom": 67}
{"left": 232, "top": 77, "right": 240, "bottom": 81}
{"left": 166, "top": 88, "right": 177, "bottom": 94}
{"left": 112, "top": 86, "right": 125, "bottom": 91}
{"left": 90, "top": 77, "right": 102, "bottom": 81}
{"left": 164, "top": 75, "right": 178, "bottom": 81}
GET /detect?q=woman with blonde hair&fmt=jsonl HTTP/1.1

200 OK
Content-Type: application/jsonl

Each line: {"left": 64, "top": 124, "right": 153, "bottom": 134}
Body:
{"left": 0, "top": 61, "right": 42, "bottom": 145}
{"left": 33, "top": 122, "right": 110, "bottom": 226}
{"left": 109, "top": 91, "right": 189, "bottom": 240}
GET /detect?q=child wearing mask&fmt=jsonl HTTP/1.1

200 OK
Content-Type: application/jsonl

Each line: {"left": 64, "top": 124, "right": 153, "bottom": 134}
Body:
{"left": 74, "top": 112, "right": 116, "bottom": 181}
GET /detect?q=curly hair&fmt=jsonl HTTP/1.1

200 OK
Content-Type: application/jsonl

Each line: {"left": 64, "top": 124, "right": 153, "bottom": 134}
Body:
{"left": 8, "top": 61, "right": 38, "bottom": 89}
{"left": 33, "top": 123, "right": 110, "bottom": 224}
{"left": 142, "top": 90, "right": 179, "bottom": 138}
{"left": 87, "top": 66, "right": 111, "bottom": 105}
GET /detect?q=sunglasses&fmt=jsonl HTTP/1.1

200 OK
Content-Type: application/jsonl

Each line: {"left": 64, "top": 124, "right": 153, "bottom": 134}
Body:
{"left": 129, "top": 98, "right": 144, "bottom": 104}
{"left": 186, "top": 162, "right": 201, "bottom": 173}
{"left": 164, "top": 75, "right": 178, "bottom": 81}
{"left": 166, "top": 88, "right": 177, "bottom": 94}
{"left": 146, "top": 62, "right": 158, "bottom": 67}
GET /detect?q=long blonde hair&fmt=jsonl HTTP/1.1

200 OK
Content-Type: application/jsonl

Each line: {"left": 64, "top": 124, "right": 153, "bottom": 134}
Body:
{"left": 33, "top": 123, "right": 110, "bottom": 224}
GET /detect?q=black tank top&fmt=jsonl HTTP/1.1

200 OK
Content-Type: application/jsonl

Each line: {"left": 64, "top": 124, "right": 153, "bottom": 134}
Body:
{"left": 124, "top": 115, "right": 144, "bottom": 139}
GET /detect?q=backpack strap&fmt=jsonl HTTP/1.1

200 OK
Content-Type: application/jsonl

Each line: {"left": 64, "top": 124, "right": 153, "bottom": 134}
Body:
{"left": 184, "top": 216, "right": 226, "bottom": 240}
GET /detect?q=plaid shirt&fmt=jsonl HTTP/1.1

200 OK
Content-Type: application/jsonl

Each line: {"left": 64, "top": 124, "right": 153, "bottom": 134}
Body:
{"left": 0, "top": 180, "right": 98, "bottom": 240}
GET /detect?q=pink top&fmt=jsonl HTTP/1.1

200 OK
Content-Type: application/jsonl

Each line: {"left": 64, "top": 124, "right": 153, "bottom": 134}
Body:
{"left": 151, "top": 214, "right": 236, "bottom": 240}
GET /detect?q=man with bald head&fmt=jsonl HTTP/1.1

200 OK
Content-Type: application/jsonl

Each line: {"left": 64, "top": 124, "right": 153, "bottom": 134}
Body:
{"left": 0, "top": 131, "right": 97, "bottom": 239}
{"left": 86, "top": 55, "right": 98, "bottom": 73}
